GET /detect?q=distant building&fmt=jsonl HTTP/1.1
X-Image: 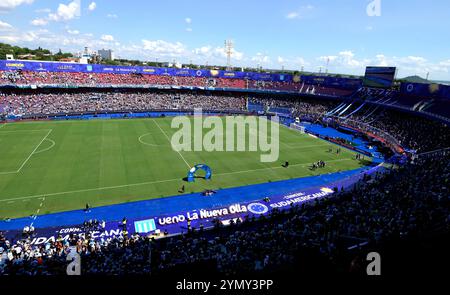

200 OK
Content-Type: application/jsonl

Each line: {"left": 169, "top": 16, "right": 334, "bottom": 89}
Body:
{"left": 58, "top": 57, "right": 80, "bottom": 63}
{"left": 98, "top": 49, "right": 114, "bottom": 61}
{"left": 78, "top": 47, "right": 92, "bottom": 64}
{"left": 17, "top": 54, "right": 36, "bottom": 59}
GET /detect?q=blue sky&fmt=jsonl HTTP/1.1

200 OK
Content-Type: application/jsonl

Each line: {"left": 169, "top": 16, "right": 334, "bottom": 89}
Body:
{"left": 0, "top": 0, "right": 449, "bottom": 79}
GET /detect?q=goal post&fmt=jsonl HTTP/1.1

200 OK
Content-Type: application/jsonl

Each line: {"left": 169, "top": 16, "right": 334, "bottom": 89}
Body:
{"left": 289, "top": 123, "right": 305, "bottom": 134}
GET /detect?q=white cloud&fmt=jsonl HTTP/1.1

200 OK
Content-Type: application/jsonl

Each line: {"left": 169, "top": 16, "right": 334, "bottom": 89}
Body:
{"left": 319, "top": 55, "right": 338, "bottom": 62}
{"left": 286, "top": 5, "right": 314, "bottom": 20}
{"left": 318, "top": 51, "right": 364, "bottom": 69}
{"left": 251, "top": 52, "right": 270, "bottom": 64}
{"left": 214, "top": 46, "right": 244, "bottom": 61}
{"left": 31, "top": 18, "right": 48, "bottom": 26}
{"left": 191, "top": 44, "right": 244, "bottom": 65}
{"left": 375, "top": 54, "right": 388, "bottom": 66}
{"left": 48, "top": 1, "right": 80, "bottom": 22}
{"left": 338, "top": 50, "right": 362, "bottom": 67}
{"left": 101, "top": 34, "right": 114, "bottom": 42}
{"left": 0, "top": 20, "right": 13, "bottom": 31}
{"left": 314, "top": 51, "right": 450, "bottom": 78}
{"left": 0, "top": 31, "right": 37, "bottom": 43}
{"left": 439, "top": 60, "right": 450, "bottom": 67}
{"left": 184, "top": 18, "right": 192, "bottom": 32}
{"left": 292, "top": 57, "right": 309, "bottom": 67}
{"left": 67, "top": 29, "right": 79, "bottom": 35}
{"left": 286, "top": 12, "right": 299, "bottom": 19}
{"left": 2, "top": 22, "right": 449, "bottom": 80}
{"left": 0, "top": 0, "right": 33, "bottom": 11}
{"left": 193, "top": 46, "right": 212, "bottom": 55}
{"left": 35, "top": 8, "right": 51, "bottom": 13}
{"left": 404, "top": 56, "right": 427, "bottom": 63}
{"left": 107, "top": 14, "right": 118, "bottom": 19}
{"left": 30, "top": 2, "right": 81, "bottom": 27}
{"left": 142, "top": 39, "right": 187, "bottom": 57}
{"left": 88, "top": 2, "right": 96, "bottom": 11}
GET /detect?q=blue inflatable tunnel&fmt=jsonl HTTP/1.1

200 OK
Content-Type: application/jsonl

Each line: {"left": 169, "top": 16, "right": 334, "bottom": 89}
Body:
{"left": 187, "top": 164, "right": 212, "bottom": 182}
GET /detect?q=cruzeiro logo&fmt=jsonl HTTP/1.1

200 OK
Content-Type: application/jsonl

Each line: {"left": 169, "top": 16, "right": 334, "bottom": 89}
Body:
{"left": 247, "top": 203, "right": 269, "bottom": 214}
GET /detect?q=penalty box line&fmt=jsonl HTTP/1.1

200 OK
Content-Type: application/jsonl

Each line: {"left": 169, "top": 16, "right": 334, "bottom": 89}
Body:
{"left": 0, "top": 158, "right": 355, "bottom": 203}
{"left": 0, "top": 129, "right": 53, "bottom": 175}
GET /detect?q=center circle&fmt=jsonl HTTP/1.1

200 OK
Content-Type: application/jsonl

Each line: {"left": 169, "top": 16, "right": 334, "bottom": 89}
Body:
{"left": 138, "top": 133, "right": 170, "bottom": 147}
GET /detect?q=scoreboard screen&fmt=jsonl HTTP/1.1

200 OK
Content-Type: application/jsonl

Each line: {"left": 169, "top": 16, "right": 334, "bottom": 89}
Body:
{"left": 363, "top": 66, "right": 397, "bottom": 88}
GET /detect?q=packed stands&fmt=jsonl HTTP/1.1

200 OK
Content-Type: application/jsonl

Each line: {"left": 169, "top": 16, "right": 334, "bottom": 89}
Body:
{"left": 0, "top": 65, "right": 449, "bottom": 277}
{"left": 0, "top": 91, "right": 247, "bottom": 116}
{"left": 1, "top": 150, "right": 448, "bottom": 275}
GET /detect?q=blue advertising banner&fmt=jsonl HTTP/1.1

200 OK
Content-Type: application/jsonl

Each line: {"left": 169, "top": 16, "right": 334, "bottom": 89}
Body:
{"left": 400, "top": 82, "right": 450, "bottom": 99}
{"left": 0, "top": 60, "right": 364, "bottom": 88}
{"left": 0, "top": 60, "right": 293, "bottom": 82}
{"left": 2, "top": 163, "right": 383, "bottom": 245}
{"left": 299, "top": 75, "right": 362, "bottom": 89}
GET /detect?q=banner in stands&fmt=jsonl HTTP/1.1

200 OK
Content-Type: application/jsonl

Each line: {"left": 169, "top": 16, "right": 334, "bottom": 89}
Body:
{"left": 400, "top": 82, "right": 450, "bottom": 99}
{"left": 299, "top": 75, "right": 362, "bottom": 89}
{"left": 0, "top": 60, "right": 363, "bottom": 88}
{"left": 0, "top": 60, "right": 291, "bottom": 82}
{"left": 2, "top": 163, "right": 384, "bottom": 244}
{"left": 2, "top": 185, "right": 338, "bottom": 244}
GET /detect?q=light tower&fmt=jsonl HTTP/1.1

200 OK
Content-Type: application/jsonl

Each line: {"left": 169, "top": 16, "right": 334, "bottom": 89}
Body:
{"left": 325, "top": 57, "right": 330, "bottom": 74}
{"left": 224, "top": 40, "right": 234, "bottom": 71}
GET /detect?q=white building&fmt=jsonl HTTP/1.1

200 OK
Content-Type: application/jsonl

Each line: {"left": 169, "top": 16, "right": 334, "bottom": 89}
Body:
{"left": 98, "top": 49, "right": 114, "bottom": 61}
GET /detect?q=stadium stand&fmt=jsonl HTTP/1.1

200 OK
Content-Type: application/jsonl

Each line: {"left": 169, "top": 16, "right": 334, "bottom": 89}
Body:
{"left": 1, "top": 151, "right": 448, "bottom": 275}
{"left": 0, "top": 65, "right": 449, "bottom": 276}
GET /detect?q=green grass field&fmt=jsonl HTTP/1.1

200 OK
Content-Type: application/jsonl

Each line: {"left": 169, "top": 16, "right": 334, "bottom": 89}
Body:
{"left": 0, "top": 117, "right": 366, "bottom": 219}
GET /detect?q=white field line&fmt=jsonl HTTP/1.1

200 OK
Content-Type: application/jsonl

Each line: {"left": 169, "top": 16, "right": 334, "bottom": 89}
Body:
{"left": 256, "top": 116, "right": 291, "bottom": 148}
{"left": 0, "top": 158, "right": 356, "bottom": 203}
{"left": 284, "top": 143, "right": 330, "bottom": 149}
{"left": 33, "top": 139, "right": 56, "bottom": 154}
{"left": 0, "top": 129, "right": 52, "bottom": 133}
{"left": 217, "top": 158, "right": 352, "bottom": 176}
{"left": 152, "top": 118, "right": 191, "bottom": 169}
{"left": 138, "top": 133, "right": 187, "bottom": 150}
{"left": 138, "top": 132, "right": 166, "bottom": 147}
{"left": 30, "top": 197, "right": 46, "bottom": 225}
{"left": 16, "top": 129, "right": 52, "bottom": 173}
{"left": 0, "top": 129, "right": 53, "bottom": 175}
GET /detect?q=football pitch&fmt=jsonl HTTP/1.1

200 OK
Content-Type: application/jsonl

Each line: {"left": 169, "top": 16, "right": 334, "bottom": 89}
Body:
{"left": 0, "top": 117, "right": 366, "bottom": 219}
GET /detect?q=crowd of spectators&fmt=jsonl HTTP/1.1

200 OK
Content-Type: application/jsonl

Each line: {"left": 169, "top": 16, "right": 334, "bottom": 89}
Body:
{"left": 1, "top": 150, "right": 448, "bottom": 275}
{"left": 0, "top": 70, "right": 304, "bottom": 92}
{"left": 343, "top": 108, "right": 450, "bottom": 152}
{"left": 0, "top": 91, "right": 247, "bottom": 116}
{"left": 1, "top": 70, "right": 358, "bottom": 96}
{"left": 0, "top": 85, "right": 449, "bottom": 275}
{"left": 249, "top": 96, "right": 333, "bottom": 121}
{"left": 1, "top": 90, "right": 448, "bottom": 153}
